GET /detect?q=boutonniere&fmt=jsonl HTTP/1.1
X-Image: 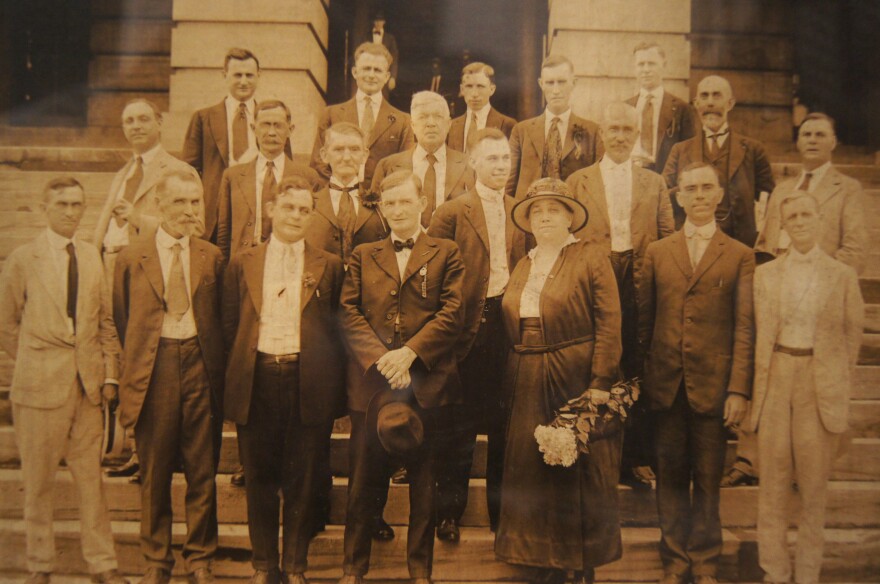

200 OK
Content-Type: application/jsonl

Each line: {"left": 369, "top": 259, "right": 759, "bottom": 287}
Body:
{"left": 303, "top": 272, "right": 318, "bottom": 296}
{"left": 362, "top": 190, "right": 382, "bottom": 210}
{"left": 388, "top": 114, "right": 397, "bottom": 124}
{"left": 572, "top": 124, "right": 586, "bottom": 158}
{"left": 419, "top": 265, "right": 428, "bottom": 298}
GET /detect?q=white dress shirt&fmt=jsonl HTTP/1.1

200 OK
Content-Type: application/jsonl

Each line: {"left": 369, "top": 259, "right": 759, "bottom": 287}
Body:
{"left": 413, "top": 144, "right": 448, "bottom": 211}
{"left": 463, "top": 103, "right": 492, "bottom": 142}
{"left": 155, "top": 226, "right": 198, "bottom": 339}
{"left": 683, "top": 219, "right": 717, "bottom": 268}
{"left": 703, "top": 122, "right": 730, "bottom": 150}
{"left": 544, "top": 108, "right": 572, "bottom": 144}
{"left": 634, "top": 86, "right": 664, "bottom": 160}
{"left": 258, "top": 236, "right": 305, "bottom": 355}
{"left": 519, "top": 234, "right": 578, "bottom": 318}
{"left": 254, "top": 153, "right": 286, "bottom": 241}
{"left": 599, "top": 155, "right": 634, "bottom": 252}
{"left": 45, "top": 228, "right": 77, "bottom": 335}
{"left": 777, "top": 245, "right": 821, "bottom": 349}
{"left": 391, "top": 228, "right": 421, "bottom": 281}
{"left": 356, "top": 89, "right": 383, "bottom": 128}
{"left": 103, "top": 143, "right": 162, "bottom": 249}
{"left": 329, "top": 176, "right": 361, "bottom": 215}
{"left": 475, "top": 181, "right": 510, "bottom": 297}
{"left": 225, "top": 96, "right": 257, "bottom": 166}
{"left": 372, "top": 28, "right": 384, "bottom": 44}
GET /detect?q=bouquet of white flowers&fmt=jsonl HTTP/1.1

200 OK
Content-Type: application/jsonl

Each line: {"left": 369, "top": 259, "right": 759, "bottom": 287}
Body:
{"left": 534, "top": 378, "right": 640, "bottom": 467}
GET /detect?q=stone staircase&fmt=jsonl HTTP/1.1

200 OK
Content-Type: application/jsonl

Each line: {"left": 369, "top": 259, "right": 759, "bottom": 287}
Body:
{"left": 0, "top": 150, "right": 879, "bottom": 582}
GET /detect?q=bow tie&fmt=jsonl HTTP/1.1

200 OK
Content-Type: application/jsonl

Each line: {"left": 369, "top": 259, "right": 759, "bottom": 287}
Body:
{"left": 330, "top": 183, "right": 359, "bottom": 194}
{"left": 393, "top": 238, "right": 415, "bottom": 252}
{"left": 706, "top": 129, "right": 730, "bottom": 140}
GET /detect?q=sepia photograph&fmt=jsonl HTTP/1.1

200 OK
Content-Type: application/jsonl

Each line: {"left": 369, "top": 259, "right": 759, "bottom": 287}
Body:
{"left": 0, "top": 0, "right": 878, "bottom": 583}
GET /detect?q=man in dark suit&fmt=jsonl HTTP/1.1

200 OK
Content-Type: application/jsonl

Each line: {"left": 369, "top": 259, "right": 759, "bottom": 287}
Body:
{"left": 114, "top": 170, "right": 226, "bottom": 584}
{"left": 337, "top": 170, "right": 465, "bottom": 584}
{"left": 428, "top": 128, "right": 525, "bottom": 540}
{"left": 506, "top": 54, "right": 602, "bottom": 201}
{"left": 566, "top": 102, "right": 675, "bottom": 490}
{"left": 371, "top": 91, "right": 475, "bottom": 228}
{"left": 182, "top": 49, "right": 294, "bottom": 243}
{"left": 217, "top": 100, "right": 321, "bottom": 260}
{"left": 223, "top": 176, "right": 346, "bottom": 584}
{"left": 638, "top": 162, "right": 754, "bottom": 584}
{"left": 625, "top": 42, "right": 698, "bottom": 174}
{"left": 447, "top": 62, "right": 516, "bottom": 153}
{"left": 662, "top": 75, "right": 775, "bottom": 247}
{"left": 307, "top": 122, "right": 389, "bottom": 266}
{"left": 311, "top": 43, "right": 413, "bottom": 186}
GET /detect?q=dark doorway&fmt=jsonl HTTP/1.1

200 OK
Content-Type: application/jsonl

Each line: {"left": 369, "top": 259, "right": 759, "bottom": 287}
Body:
{"left": 2, "top": 0, "right": 91, "bottom": 126}
{"left": 326, "top": 0, "right": 547, "bottom": 121}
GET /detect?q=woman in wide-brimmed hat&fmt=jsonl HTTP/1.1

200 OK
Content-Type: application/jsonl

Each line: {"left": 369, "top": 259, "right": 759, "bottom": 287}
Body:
{"left": 495, "top": 177, "right": 624, "bottom": 584}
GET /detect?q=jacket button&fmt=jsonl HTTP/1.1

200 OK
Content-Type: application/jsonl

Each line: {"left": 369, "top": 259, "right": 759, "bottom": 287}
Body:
{"left": 247, "top": 222, "right": 252, "bottom": 226}
{"left": 390, "top": 290, "right": 397, "bottom": 296}
{"left": 385, "top": 313, "right": 393, "bottom": 320}
{"left": 686, "top": 317, "right": 693, "bottom": 323}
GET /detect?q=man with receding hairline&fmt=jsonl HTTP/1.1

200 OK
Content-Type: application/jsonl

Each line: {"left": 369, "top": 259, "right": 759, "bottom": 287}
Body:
{"left": 447, "top": 62, "right": 516, "bottom": 152}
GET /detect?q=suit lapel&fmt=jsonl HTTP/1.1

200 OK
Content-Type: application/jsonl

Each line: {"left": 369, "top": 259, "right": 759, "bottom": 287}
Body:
{"left": 133, "top": 150, "right": 170, "bottom": 205}
{"left": 463, "top": 194, "right": 490, "bottom": 254}
{"left": 486, "top": 108, "right": 501, "bottom": 129}
{"left": 560, "top": 116, "right": 578, "bottom": 160}
{"left": 353, "top": 196, "right": 377, "bottom": 233}
{"left": 301, "top": 244, "right": 326, "bottom": 310}
{"left": 504, "top": 196, "right": 517, "bottom": 258}
{"left": 658, "top": 94, "right": 675, "bottom": 137}
{"left": 444, "top": 148, "right": 468, "bottom": 198}
{"left": 631, "top": 167, "right": 648, "bottom": 225}
{"left": 242, "top": 245, "right": 266, "bottom": 315}
{"left": 239, "top": 161, "right": 258, "bottom": 215}
{"left": 538, "top": 245, "right": 570, "bottom": 317}
{"left": 315, "top": 188, "right": 340, "bottom": 228}
{"left": 372, "top": 239, "right": 401, "bottom": 284}
{"left": 189, "top": 240, "right": 206, "bottom": 296}
{"left": 813, "top": 167, "right": 844, "bottom": 207}
{"left": 368, "top": 100, "right": 396, "bottom": 147}
{"left": 587, "top": 167, "right": 611, "bottom": 229}
{"left": 403, "top": 235, "right": 439, "bottom": 284}
{"left": 687, "top": 230, "right": 726, "bottom": 291}
{"left": 727, "top": 133, "right": 747, "bottom": 181}
{"left": 209, "top": 101, "right": 230, "bottom": 166}
{"left": 670, "top": 231, "right": 693, "bottom": 279}
{"left": 139, "top": 241, "right": 165, "bottom": 303}
{"left": 32, "top": 234, "right": 68, "bottom": 320}
{"left": 526, "top": 115, "right": 546, "bottom": 159}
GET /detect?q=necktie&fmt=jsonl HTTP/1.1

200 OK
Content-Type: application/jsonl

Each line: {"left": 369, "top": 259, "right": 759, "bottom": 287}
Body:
{"left": 688, "top": 232, "right": 709, "bottom": 268}
{"left": 284, "top": 244, "right": 299, "bottom": 276}
{"left": 166, "top": 243, "right": 189, "bottom": 321}
{"left": 66, "top": 242, "right": 78, "bottom": 329}
{"left": 640, "top": 94, "right": 654, "bottom": 157}
{"left": 707, "top": 130, "right": 728, "bottom": 157}
{"left": 431, "top": 75, "right": 440, "bottom": 92}
{"left": 465, "top": 111, "right": 478, "bottom": 152}
{"left": 799, "top": 172, "right": 813, "bottom": 191}
{"left": 361, "top": 97, "right": 375, "bottom": 138}
{"left": 333, "top": 184, "right": 357, "bottom": 263}
{"left": 261, "top": 161, "right": 277, "bottom": 241}
{"left": 233, "top": 102, "right": 249, "bottom": 161}
{"left": 544, "top": 117, "right": 562, "bottom": 179}
{"left": 421, "top": 153, "right": 437, "bottom": 227}
{"left": 117, "top": 156, "right": 144, "bottom": 226}
{"left": 393, "top": 238, "right": 415, "bottom": 252}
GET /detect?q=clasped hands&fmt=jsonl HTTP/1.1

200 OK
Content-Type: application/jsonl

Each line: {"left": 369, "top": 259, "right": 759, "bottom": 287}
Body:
{"left": 376, "top": 346, "right": 417, "bottom": 390}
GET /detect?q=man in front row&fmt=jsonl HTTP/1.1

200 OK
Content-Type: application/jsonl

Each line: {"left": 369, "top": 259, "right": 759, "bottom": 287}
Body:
{"left": 114, "top": 171, "right": 226, "bottom": 584}
{"left": 223, "top": 176, "right": 347, "bottom": 584}
{"left": 750, "top": 193, "right": 863, "bottom": 584}
{"left": 0, "top": 178, "right": 127, "bottom": 584}
{"left": 639, "top": 162, "right": 754, "bottom": 584}
{"left": 338, "top": 170, "right": 465, "bottom": 584}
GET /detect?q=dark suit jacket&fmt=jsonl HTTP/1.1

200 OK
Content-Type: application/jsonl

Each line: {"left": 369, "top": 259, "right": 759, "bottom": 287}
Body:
{"left": 506, "top": 112, "right": 603, "bottom": 200}
{"left": 305, "top": 187, "right": 389, "bottom": 263}
{"left": 638, "top": 229, "right": 755, "bottom": 416}
{"left": 340, "top": 234, "right": 465, "bottom": 413}
{"left": 222, "top": 242, "right": 346, "bottom": 426}
{"left": 370, "top": 146, "right": 475, "bottom": 202}
{"left": 310, "top": 97, "right": 414, "bottom": 184}
{"left": 447, "top": 107, "right": 517, "bottom": 152}
{"left": 427, "top": 191, "right": 525, "bottom": 358}
{"left": 566, "top": 162, "right": 675, "bottom": 305}
{"left": 181, "top": 100, "right": 293, "bottom": 240}
{"left": 113, "top": 235, "right": 226, "bottom": 429}
{"left": 625, "top": 91, "right": 698, "bottom": 174}
{"left": 662, "top": 131, "right": 775, "bottom": 247}
{"left": 216, "top": 157, "right": 322, "bottom": 260}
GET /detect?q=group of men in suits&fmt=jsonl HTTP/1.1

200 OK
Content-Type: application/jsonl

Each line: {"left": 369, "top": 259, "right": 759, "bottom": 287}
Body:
{"left": 1, "top": 35, "right": 868, "bottom": 584}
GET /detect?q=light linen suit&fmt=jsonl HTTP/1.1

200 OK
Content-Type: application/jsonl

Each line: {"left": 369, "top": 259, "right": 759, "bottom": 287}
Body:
{"left": 0, "top": 231, "right": 121, "bottom": 575}
{"left": 750, "top": 250, "right": 863, "bottom": 584}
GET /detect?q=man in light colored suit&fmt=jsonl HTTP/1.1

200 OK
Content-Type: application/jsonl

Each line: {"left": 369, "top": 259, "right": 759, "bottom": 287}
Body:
{"left": 311, "top": 42, "right": 413, "bottom": 186}
{"left": 114, "top": 171, "right": 226, "bottom": 584}
{"left": 0, "top": 177, "right": 127, "bottom": 584}
{"left": 223, "top": 176, "right": 346, "bottom": 584}
{"left": 639, "top": 162, "right": 754, "bottom": 584}
{"left": 506, "top": 54, "right": 602, "bottom": 201}
{"left": 371, "top": 91, "right": 475, "bottom": 228}
{"left": 447, "top": 62, "right": 516, "bottom": 152}
{"left": 750, "top": 193, "right": 863, "bottom": 584}
{"left": 726, "top": 112, "right": 868, "bottom": 487}
{"left": 566, "top": 102, "right": 674, "bottom": 490}
{"left": 217, "top": 100, "right": 321, "bottom": 260}
{"left": 625, "top": 42, "right": 698, "bottom": 174}
{"left": 428, "top": 128, "right": 526, "bottom": 540}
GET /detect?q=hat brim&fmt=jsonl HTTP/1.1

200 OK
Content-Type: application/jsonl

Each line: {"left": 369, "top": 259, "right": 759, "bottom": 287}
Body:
{"left": 511, "top": 193, "right": 589, "bottom": 234}
{"left": 365, "top": 381, "right": 421, "bottom": 457}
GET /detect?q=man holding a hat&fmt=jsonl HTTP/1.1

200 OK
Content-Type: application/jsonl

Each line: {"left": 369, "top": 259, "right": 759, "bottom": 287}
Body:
{"left": 338, "top": 170, "right": 465, "bottom": 584}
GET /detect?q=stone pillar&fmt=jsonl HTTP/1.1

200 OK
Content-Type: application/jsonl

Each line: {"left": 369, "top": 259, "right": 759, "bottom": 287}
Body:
{"left": 546, "top": 0, "right": 692, "bottom": 123}
{"left": 163, "top": 0, "right": 329, "bottom": 155}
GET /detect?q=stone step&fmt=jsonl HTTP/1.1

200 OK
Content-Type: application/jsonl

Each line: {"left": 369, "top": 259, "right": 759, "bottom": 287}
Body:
{"left": 90, "top": 19, "right": 172, "bottom": 56}
{"left": 854, "top": 366, "right": 880, "bottom": 399}
{"left": 88, "top": 91, "right": 170, "bottom": 127}
{"left": 690, "top": 33, "right": 794, "bottom": 72}
{"left": 1, "top": 520, "right": 879, "bottom": 582}
{"left": 88, "top": 55, "right": 171, "bottom": 92}
{"left": 1, "top": 469, "right": 878, "bottom": 529}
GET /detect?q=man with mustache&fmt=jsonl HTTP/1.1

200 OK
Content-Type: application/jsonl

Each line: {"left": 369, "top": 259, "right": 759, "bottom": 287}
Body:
{"left": 663, "top": 75, "right": 775, "bottom": 247}
{"left": 113, "top": 171, "right": 226, "bottom": 584}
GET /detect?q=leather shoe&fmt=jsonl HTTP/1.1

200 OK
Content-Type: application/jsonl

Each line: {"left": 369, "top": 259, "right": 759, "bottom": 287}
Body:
{"left": 92, "top": 570, "right": 129, "bottom": 584}
{"left": 336, "top": 576, "right": 363, "bottom": 584}
{"left": 371, "top": 517, "right": 395, "bottom": 541}
{"left": 620, "top": 466, "right": 653, "bottom": 491}
{"left": 25, "top": 573, "right": 50, "bottom": 584}
{"left": 105, "top": 454, "right": 139, "bottom": 478}
{"left": 231, "top": 470, "right": 246, "bottom": 487}
{"left": 436, "top": 518, "right": 460, "bottom": 542}
{"left": 250, "top": 569, "right": 281, "bottom": 584}
{"left": 720, "top": 467, "right": 758, "bottom": 487}
{"left": 693, "top": 577, "right": 718, "bottom": 584}
{"left": 390, "top": 466, "right": 409, "bottom": 484}
{"left": 138, "top": 567, "right": 171, "bottom": 584}
{"left": 189, "top": 567, "right": 214, "bottom": 584}
{"left": 282, "top": 573, "right": 309, "bottom": 584}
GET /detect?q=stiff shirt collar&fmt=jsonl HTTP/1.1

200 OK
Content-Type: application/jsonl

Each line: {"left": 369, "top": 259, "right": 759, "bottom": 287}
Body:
{"left": 267, "top": 234, "right": 305, "bottom": 256}
{"left": 356, "top": 89, "right": 383, "bottom": 111}
{"left": 599, "top": 154, "right": 632, "bottom": 173}
{"left": 703, "top": 123, "right": 729, "bottom": 139}
{"left": 45, "top": 228, "right": 74, "bottom": 250}
{"left": 639, "top": 85, "right": 664, "bottom": 103}
{"left": 475, "top": 180, "right": 504, "bottom": 203}
{"left": 133, "top": 142, "right": 161, "bottom": 166}
{"left": 801, "top": 161, "right": 832, "bottom": 185}
{"left": 414, "top": 143, "right": 447, "bottom": 165}
{"left": 391, "top": 227, "right": 422, "bottom": 246}
{"left": 786, "top": 244, "right": 820, "bottom": 265}
{"left": 156, "top": 225, "right": 190, "bottom": 250}
{"left": 257, "top": 151, "right": 286, "bottom": 174}
{"left": 683, "top": 219, "right": 717, "bottom": 240}
{"left": 544, "top": 108, "right": 571, "bottom": 136}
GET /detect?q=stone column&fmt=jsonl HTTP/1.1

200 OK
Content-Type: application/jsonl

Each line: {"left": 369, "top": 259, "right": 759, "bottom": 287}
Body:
{"left": 546, "top": 0, "right": 692, "bottom": 123}
{"left": 163, "top": 0, "right": 329, "bottom": 155}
